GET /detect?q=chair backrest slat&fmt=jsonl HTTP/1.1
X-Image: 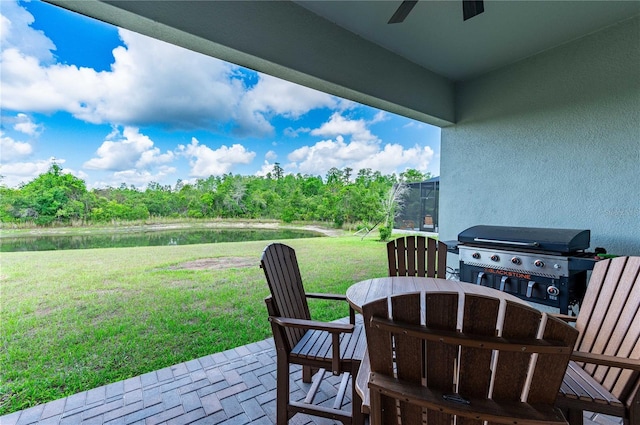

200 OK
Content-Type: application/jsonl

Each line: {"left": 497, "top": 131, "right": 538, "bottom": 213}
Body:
{"left": 492, "top": 301, "right": 543, "bottom": 401}
{"left": 576, "top": 258, "right": 627, "bottom": 356}
{"left": 610, "top": 338, "right": 640, "bottom": 398}
{"left": 386, "top": 242, "right": 398, "bottom": 276}
{"left": 391, "top": 293, "right": 423, "bottom": 424}
{"left": 397, "top": 237, "right": 408, "bottom": 276}
{"left": 426, "top": 237, "right": 436, "bottom": 277}
{"left": 528, "top": 314, "right": 579, "bottom": 403}
{"left": 261, "top": 243, "right": 311, "bottom": 350}
{"left": 458, "top": 295, "right": 500, "bottom": 400}
{"left": 387, "top": 236, "right": 447, "bottom": 278}
{"left": 597, "top": 264, "right": 640, "bottom": 388}
{"left": 405, "top": 236, "right": 416, "bottom": 276}
{"left": 424, "top": 292, "right": 458, "bottom": 425}
{"left": 417, "top": 235, "right": 426, "bottom": 276}
{"left": 574, "top": 257, "right": 640, "bottom": 400}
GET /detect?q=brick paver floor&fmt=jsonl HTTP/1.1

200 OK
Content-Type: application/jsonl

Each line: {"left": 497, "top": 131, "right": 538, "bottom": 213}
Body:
{"left": 0, "top": 338, "right": 622, "bottom": 425}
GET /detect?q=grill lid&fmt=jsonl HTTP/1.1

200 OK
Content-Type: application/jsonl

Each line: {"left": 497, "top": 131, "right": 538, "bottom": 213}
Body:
{"left": 458, "top": 225, "right": 590, "bottom": 253}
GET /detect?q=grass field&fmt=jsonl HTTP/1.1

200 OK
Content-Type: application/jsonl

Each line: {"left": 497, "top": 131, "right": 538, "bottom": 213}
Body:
{"left": 0, "top": 233, "right": 389, "bottom": 415}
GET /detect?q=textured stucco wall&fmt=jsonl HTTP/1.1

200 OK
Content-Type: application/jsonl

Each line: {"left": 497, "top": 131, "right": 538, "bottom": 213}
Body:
{"left": 440, "top": 16, "right": 640, "bottom": 255}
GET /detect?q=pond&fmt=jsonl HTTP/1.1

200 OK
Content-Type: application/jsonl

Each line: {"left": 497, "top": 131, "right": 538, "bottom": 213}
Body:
{"left": 0, "top": 228, "right": 323, "bottom": 252}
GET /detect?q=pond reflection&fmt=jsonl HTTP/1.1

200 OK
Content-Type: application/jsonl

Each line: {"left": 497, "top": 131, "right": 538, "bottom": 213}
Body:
{"left": 1, "top": 228, "right": 323, "bottom": 252}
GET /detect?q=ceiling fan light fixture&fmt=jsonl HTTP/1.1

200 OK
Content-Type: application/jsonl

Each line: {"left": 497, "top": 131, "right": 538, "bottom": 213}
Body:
{"left": 463, "top": 0, "right": 485, "bottom": 21}
{"left": 388, "top": 0, "right": 418, "bottom": 24}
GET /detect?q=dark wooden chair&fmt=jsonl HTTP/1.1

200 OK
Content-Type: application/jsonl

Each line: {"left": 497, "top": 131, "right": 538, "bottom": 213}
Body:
{"left": 260, "top": 242, "right": 366, "bottom": 425}
{"left": 363, "top": 291, "right": 578, "bottom": 425}
{"left": 387, "top": 235, "right": 447, "bottom": 278}
{"left": 555, "top": 256, "right": 640, "bottom": 425}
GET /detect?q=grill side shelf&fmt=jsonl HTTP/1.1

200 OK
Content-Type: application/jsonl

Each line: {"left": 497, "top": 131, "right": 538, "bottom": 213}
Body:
{"left": 568, "top": 256, "right": 599, "bottom": 272}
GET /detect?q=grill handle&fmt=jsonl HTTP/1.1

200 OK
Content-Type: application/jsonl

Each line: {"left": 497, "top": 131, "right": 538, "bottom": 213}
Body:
{"left": 473, "top": 238, "right": 540, "bottom": 247}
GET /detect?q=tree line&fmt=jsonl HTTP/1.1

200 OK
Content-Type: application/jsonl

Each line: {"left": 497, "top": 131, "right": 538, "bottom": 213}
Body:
{"left": 0, "top": 164, "right": 430, "bottom": 234}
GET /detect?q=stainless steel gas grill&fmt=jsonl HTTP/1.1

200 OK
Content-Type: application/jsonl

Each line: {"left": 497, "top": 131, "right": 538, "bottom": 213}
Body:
{"left": 457, "top": 225, "right": 600, "bottom": 314}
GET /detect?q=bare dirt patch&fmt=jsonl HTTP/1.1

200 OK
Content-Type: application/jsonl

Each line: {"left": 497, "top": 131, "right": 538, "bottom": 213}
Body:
{"left": 170, "top": 257, "right": 257, "bottom": 271}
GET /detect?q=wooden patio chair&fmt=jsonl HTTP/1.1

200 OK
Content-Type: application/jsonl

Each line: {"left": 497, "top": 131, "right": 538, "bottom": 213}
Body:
{"left": 363, "top": 292, "right": 578, "bottom": 425}
{"left": 387, "top": 235, "right": 447, "bottom": 278}
{"left": 260, "top": 243, "right": 366, "bottom": 425}
{"left": 555, "top": 256, "right": 640, "bottom": 425}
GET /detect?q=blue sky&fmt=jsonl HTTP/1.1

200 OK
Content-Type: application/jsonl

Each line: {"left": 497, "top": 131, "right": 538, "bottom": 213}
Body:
{"left": 0, "top": 0, "right": 441, "bottom": 190}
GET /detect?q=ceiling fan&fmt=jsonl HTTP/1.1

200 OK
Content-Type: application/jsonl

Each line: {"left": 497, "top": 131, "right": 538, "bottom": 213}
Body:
{"left": 388, "top": 0, "right": 485, "bottom": 24}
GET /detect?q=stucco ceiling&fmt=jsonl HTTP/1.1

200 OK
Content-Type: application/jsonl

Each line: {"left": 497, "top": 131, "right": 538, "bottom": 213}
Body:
{"left": 296, "top": 1, "right": 640, "bottom": 81}
{"left": 46, "top": 0, "right": 640, "bottom": 126}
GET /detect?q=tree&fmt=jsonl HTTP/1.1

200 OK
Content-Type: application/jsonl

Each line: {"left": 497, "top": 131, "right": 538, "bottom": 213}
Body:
{"left": 0, "top": 165, "right": 405, "bottom": 229}
{"left": 272, "top": 163, "right": 284, "bottom": 180}
{"left": 325, "top": 167, "right": 344, "bottom": 186}
{"left": 399, "top": 168, "right": 431, "bottom": 183}
{"left": 343, "top": 167, "right": 353, "bottom": 183}
{"left": 18, "top": 163, "right": 89, "bottom": 225}
{"left": 378, "top": 183, "right": 409, "bottom": 241}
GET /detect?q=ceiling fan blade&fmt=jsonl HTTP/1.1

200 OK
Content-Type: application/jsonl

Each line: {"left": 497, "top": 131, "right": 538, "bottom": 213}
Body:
{"left": 462, "top": 0, "right": 484, "bottom": 21}
{"left": 388, "top": 0, "right": 418, "bottom": 24}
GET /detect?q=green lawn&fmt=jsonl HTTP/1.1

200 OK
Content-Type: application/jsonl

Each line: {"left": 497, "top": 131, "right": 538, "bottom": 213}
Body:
{"left": 0, "top": 235, "right": 388, "bottom": 415}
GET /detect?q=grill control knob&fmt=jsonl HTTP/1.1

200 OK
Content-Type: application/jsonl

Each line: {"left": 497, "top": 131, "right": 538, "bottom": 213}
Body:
{"left": 534, "top": 260, "right": 545, "bottom": 268}
{"left": 547, "top": 286, "right": 560, "bottom": 296}
{"left": 472, "top": 252, "right": 481, "bottom": 259}
{"left": 554, "top": 264, "right": 561, "bottom": 270}
{"left": 491, "top": 254, "right": 500, "bottom": 262}
{"left": 511, "top": 257, "right": 522, "bottom": 265}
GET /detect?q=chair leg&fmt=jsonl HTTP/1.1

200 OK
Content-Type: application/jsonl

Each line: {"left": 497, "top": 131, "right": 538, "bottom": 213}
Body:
{"left": 566, "top": 408, "right": 584, "bottom": 425}
{"left": 303, "top": 365, "right": 313, "bottom": 383}
{"left": 351, "top": 370, "right": 364, "bottom": 425}
{"left": 369, "top": 390, "right": 382, "bottom": 425}
{"left": 276, "top": 354, "right": 290, "bottom": 425}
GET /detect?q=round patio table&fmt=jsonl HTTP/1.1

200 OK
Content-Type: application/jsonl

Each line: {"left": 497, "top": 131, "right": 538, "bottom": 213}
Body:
{"left": 346, "top": 276, "right": 527, "bottom": 316}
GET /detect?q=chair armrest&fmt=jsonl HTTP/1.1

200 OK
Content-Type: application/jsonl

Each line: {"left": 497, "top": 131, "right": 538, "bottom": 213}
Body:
{"left": 269, "top": 316, "right": 354, "bottom": 375}
{"left": 306, "top": 292, "right": 347, "bottom": 301}
{"left": 306, "top": 292, "right": 356, "bottom": 325}
{"left": 269, "top": 316, "right": 354, "bottom": 334}
{"left": 570, "top": 351, "right": 640, "bottom": 371}
{"left": 550, "top": 313, "right": 577, "bottom": 323}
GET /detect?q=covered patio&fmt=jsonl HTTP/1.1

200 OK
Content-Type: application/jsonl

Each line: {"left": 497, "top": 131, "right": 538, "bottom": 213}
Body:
{"left": 0, "top": 338, "right": 621, "bottom": 425}
{"left": 8, "top": 1, "right": 638, "bottom": 424}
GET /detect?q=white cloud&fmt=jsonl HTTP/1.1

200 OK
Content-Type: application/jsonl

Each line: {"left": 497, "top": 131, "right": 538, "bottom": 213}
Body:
{"left": 288, "top": 137, "right": 434, "bottom": 176}
{"left": 287, "top": 113, "right": 435, "bottom": 177}
{"left": 0, "top": 0, "right": 56, "bottom": 63}
{"left": 72, "top": 168, "right": 90, "bottom": 182}
{"left": 370, "top": 111, "right": 388, "bottom": 124}
{"left": 0, "top": 156, "right": 59, "bottom": 187}
{"left": 14, "top": 113, "right": 42, "bottom": 136}
{"left": 284, "top": 126, "right": 311, "bottom": 138}
{"left": 0, "top": 130, "right": 33, "bottom": 161}
{"left": 310, "top": 112, "right": 378, "bottom": 143}
{"left": 83, "top": 127, "right": 174, "bottom": 171}
{"left": 1, "top": 47, "right": 104, "bottom": 113}
{"left": 265, "top": 150, "right": 277, "bottom": 161}
{"left": 111, "top": 166, "right": 176, "bottom": 189}
{"left": 235, "top": 73, "right": 338, "bottom": 137}
{"left": 0, "top": 2, "right": 346, "bottom": 137}
{"left": 178, "top": 138, "right": 256, "bottom": 177}
{"left": 1, "top": 29, "right": 245, "bottom": 129}
{"left": 354, "top": 144, "right": 435, "bottom": 174}
{"left": 255, "top": 160, "right": 276, "bottom": 177}
{"left": 288, "top": 135, "right": 377, "bottom": 174}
